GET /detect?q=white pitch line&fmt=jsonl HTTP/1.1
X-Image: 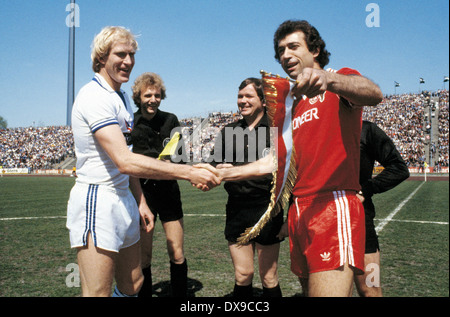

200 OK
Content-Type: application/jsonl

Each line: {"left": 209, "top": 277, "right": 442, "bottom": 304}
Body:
{"left": 0, "top": 215, "right": 67, "bottom": 221}
{"left": 1, "top": 215, "right": 446, "bottom": 226}
{"left": 377, "top": 219, "right": 448, "bottom": 225}
{"left": 2, "top": 202, "right": 448, "bottom": 228}
{"left": 375, "top": 181, "right": 426, "bottom": 233}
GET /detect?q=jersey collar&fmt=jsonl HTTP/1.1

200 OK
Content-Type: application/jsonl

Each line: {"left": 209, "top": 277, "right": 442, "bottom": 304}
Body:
{"left": 92, "top": 73, "right": 122, "bottom": 94}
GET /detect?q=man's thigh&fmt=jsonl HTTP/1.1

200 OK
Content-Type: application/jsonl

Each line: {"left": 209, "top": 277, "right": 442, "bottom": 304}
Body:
{"left": 77, "top": 234, "right": 116, "bottom": 297}
{"left": 354, "top": 251, "right": 382, "bottom": 297}
{"left": 308, "top": 262, "right": 354, "bottom": 297}
{"left": 115, "top": 240, "right": 143, "bottom": 295}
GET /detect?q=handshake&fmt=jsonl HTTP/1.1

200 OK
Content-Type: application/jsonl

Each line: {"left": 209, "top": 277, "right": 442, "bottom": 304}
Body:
{"left": 185, "top": 153, "right": 275, "bottom": 191}
{"left": 187, "top": 163, "right": 232, "bottom": 191}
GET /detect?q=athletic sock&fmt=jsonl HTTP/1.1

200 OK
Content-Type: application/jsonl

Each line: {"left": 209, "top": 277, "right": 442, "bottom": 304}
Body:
{"left": 262, "top": 284, "right": 282, "bottom": 297}
{"left": 112, "top": 285, "right": 138, "bottom": 297}
{"left": 233, "top": 283, "right": 253, "bottom": 298}
{"left": 138, "top": 266, "right": 152, "bottom": 297}
{"left": 170, "top": 259, "right": 188, "bottom": 297}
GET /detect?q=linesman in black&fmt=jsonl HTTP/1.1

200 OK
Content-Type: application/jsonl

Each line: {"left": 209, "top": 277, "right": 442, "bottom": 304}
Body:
{"left": 131, "top": 72, "right": 188, "bottom": 297}
{"left": 355, "top": 120, "right": 410, "bottom": 296}
{"left": 211, "top": 78, "right": 284, "bottom": 297}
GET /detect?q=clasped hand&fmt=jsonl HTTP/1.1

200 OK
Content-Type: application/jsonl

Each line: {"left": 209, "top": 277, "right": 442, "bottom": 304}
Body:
{"left": 190, "top": 163, "right": 230, "bottom": 191}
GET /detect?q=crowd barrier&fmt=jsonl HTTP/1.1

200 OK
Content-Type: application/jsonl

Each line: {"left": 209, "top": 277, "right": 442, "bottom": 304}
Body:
{"left": 0, "top": 168, "right": 75, "bottom": 176}
{"left": 374, "top": 166, "right": 449, "bottom": 174}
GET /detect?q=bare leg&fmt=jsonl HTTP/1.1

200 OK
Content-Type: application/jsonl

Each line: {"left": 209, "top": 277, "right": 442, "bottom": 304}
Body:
{"left": 354, "top": 251, "right": 382, "bottom": 297}
{"left": 308, "top": 262, "right": 354, "bottom": 297}
{"left": 162, "top": 219, "right": 185, "bottom": 264}
{"left": 256, "top": 242, "right": 280, "bottom": 288}
{"left": 77, "top": 234, "right": 116, "bottom": 297}
{"left": 114, "top": 240, "right": 144, "bottom": 296}
{"left": 228, "top": 242, "right": 255, "bottom": 286}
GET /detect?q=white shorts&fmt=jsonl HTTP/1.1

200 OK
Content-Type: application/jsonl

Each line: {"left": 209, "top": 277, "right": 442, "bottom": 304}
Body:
{"left": 66, "top": 182, "right": 140, "bottom": 252}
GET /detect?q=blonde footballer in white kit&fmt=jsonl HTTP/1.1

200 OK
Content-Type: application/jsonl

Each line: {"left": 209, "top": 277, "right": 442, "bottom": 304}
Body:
{"left": 67, "top": 26, "right": 221, "bottom": 297}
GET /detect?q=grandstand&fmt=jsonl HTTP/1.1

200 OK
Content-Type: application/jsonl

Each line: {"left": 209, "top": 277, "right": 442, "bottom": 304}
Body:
{"left": 0, "top": 126, "right": 74, "bottom": 175}
{"left": 363, "top": 89, "right": 448, "bottom": 171}
{"left": 0, "top": 90, "right": 448, "bottom": 174}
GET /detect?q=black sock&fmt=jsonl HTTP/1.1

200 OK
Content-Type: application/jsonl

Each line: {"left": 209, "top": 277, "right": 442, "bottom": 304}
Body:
{"left": 233, "top": 283, "right": 253, "bottom": 298}
{"left": 170, "top": 259, "right": 188, "bottom": 297}
{"left": 138, "top": 266, "right": 152, "bottom": 297}
{"left": 262, "top": 284, "right": 282, "bottom": 297}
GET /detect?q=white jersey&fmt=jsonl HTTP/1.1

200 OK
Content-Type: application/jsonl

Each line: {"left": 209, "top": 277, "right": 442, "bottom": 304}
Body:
{"left": 71, "top": 73, "right": 134, "bottom": 190}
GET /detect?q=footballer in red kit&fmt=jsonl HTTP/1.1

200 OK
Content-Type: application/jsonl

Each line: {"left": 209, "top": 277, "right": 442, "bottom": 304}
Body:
{"left": 289, "top": 68, "right": 365, "bottom": 278}
{"left": 291, "top": 68, "right": 363, "bottom": 198}
{"left": 213, "top": 20, "right": 382, "bottom": 296}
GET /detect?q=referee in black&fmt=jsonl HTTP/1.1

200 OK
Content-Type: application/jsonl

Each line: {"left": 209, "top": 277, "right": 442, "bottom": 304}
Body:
{"left": 211, "top": 78, "right": 284, "bottom": 297}
{"left": 354, "top": 120, "right": 410, "bottom": 296}
{"left": 131, "top": 72, "right": 188, "bottom": 297}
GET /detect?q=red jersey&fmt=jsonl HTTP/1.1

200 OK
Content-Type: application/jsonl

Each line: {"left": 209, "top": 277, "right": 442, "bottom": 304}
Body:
{"left": 291, "top": 67, "right": 363, "bottom": 198}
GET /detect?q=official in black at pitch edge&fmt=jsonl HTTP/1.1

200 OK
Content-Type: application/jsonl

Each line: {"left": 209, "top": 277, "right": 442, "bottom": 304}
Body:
{"left": 354, "top": 120, "right": 410, "bottom": 297}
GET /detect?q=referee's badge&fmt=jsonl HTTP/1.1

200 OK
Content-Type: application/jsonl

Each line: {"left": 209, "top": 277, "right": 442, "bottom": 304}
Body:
{"left": 162, "top": 137, "right": 171, "bottom": 148}
{"left": 158, "top": 132, "right": 181, "bottom": 160}
{"left": 261, "top": 147, "right": 271, "bottom": 158}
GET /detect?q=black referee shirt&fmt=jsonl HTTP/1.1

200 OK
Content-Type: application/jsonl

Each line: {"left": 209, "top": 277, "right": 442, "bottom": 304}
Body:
{"left": 359, "top": 120, "right": 410, "bottom": 216}
{"left": 212, "top": 114, "right": 273, "bottom": 200}
{"left": 131, "top": 110, "right": 185, "bottom": 162}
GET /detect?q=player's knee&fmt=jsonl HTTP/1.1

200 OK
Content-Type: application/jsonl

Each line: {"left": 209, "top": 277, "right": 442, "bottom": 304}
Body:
{"left": 235, "top": 269, "right": 254, "bottom": 284}
{"left": 135, "top": 273, "right": 145, "bottom": 293}
{"left": 116, "top": 272, "right": 144, "bottom": 296}
{"left": 130, "top": 275, "right": 145, "bottom": 295}
{"left": 261, "top": 272, "right": 279, "bottom": 288}
{"left": 167, "top": 243, "right": 185, "bottom": 264}
{"left": 357, "top": 284, "right": 382, "bottom": 297}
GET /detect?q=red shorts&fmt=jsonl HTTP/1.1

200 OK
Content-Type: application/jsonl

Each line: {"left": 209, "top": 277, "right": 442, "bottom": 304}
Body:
{"left": 288, "top": 190, "right": 365, "bottom": 278}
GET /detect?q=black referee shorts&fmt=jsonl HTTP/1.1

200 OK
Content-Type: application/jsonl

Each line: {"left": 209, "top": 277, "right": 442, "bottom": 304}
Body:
{"left": 140, "top": 179, "right": 183, "bottom": 222}
{"left": 225, "top": 198, "right": 284, "bottom": 246}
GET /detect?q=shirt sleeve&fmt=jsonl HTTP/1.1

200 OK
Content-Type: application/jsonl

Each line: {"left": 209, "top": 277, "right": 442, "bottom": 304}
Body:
{"left": 333, "top": 67, "right": 363, "bottom": 109}
{"left": 361, "top": 122, "right": 410, "bottom": 197}
{"left": 77, "top": 91, "right": 119, "bottom": 133}
{"left": 337, "top": 67, "right": 362, "bottom": 76}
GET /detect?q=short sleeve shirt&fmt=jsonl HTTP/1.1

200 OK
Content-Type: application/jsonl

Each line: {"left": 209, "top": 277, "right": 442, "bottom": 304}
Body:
{"left": 291, "top": 68, "right": 363, "bottom": 198}
{"left": 71, "top": 73, "right": 134, "bottom": 190}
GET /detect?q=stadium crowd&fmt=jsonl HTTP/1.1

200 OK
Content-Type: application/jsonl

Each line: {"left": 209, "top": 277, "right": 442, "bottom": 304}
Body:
{"left": 0, "top": 126, "right": 74, "bottom": 171}
{"left": 179, "top": 111, "right": 239, "bottom": 162}
{"left": 362, "top": 89, "right": 448, "bottom": 168}
{"left": 0, "top": 90, "right": 448, "bottom": 171}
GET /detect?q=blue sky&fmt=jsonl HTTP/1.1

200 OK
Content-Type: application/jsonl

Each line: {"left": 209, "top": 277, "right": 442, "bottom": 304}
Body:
{"left": 0, "top": 0, "right": 448, "bottom": 128}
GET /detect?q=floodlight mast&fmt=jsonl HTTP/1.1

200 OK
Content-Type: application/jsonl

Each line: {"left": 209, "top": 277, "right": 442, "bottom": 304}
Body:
{"left": 66, "top": 0, "right": 76, "bottom": 126}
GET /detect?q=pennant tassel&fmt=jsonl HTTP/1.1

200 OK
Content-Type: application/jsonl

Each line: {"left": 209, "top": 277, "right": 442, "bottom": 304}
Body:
{"left": 236, "top": 150, "right": 296, "bottom": 245}
{"left": 236, "top": 71, "right": 297, "bottom": 245}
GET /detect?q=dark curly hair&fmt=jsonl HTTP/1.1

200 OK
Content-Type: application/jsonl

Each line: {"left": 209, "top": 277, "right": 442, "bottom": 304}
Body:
{"left": 273, "top": 20, "right": 330, "bottom": 69}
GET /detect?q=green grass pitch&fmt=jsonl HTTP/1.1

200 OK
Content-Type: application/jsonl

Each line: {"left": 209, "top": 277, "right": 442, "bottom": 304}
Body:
{"left": 0, "top": 176, "right": 448, "bottom": 297}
